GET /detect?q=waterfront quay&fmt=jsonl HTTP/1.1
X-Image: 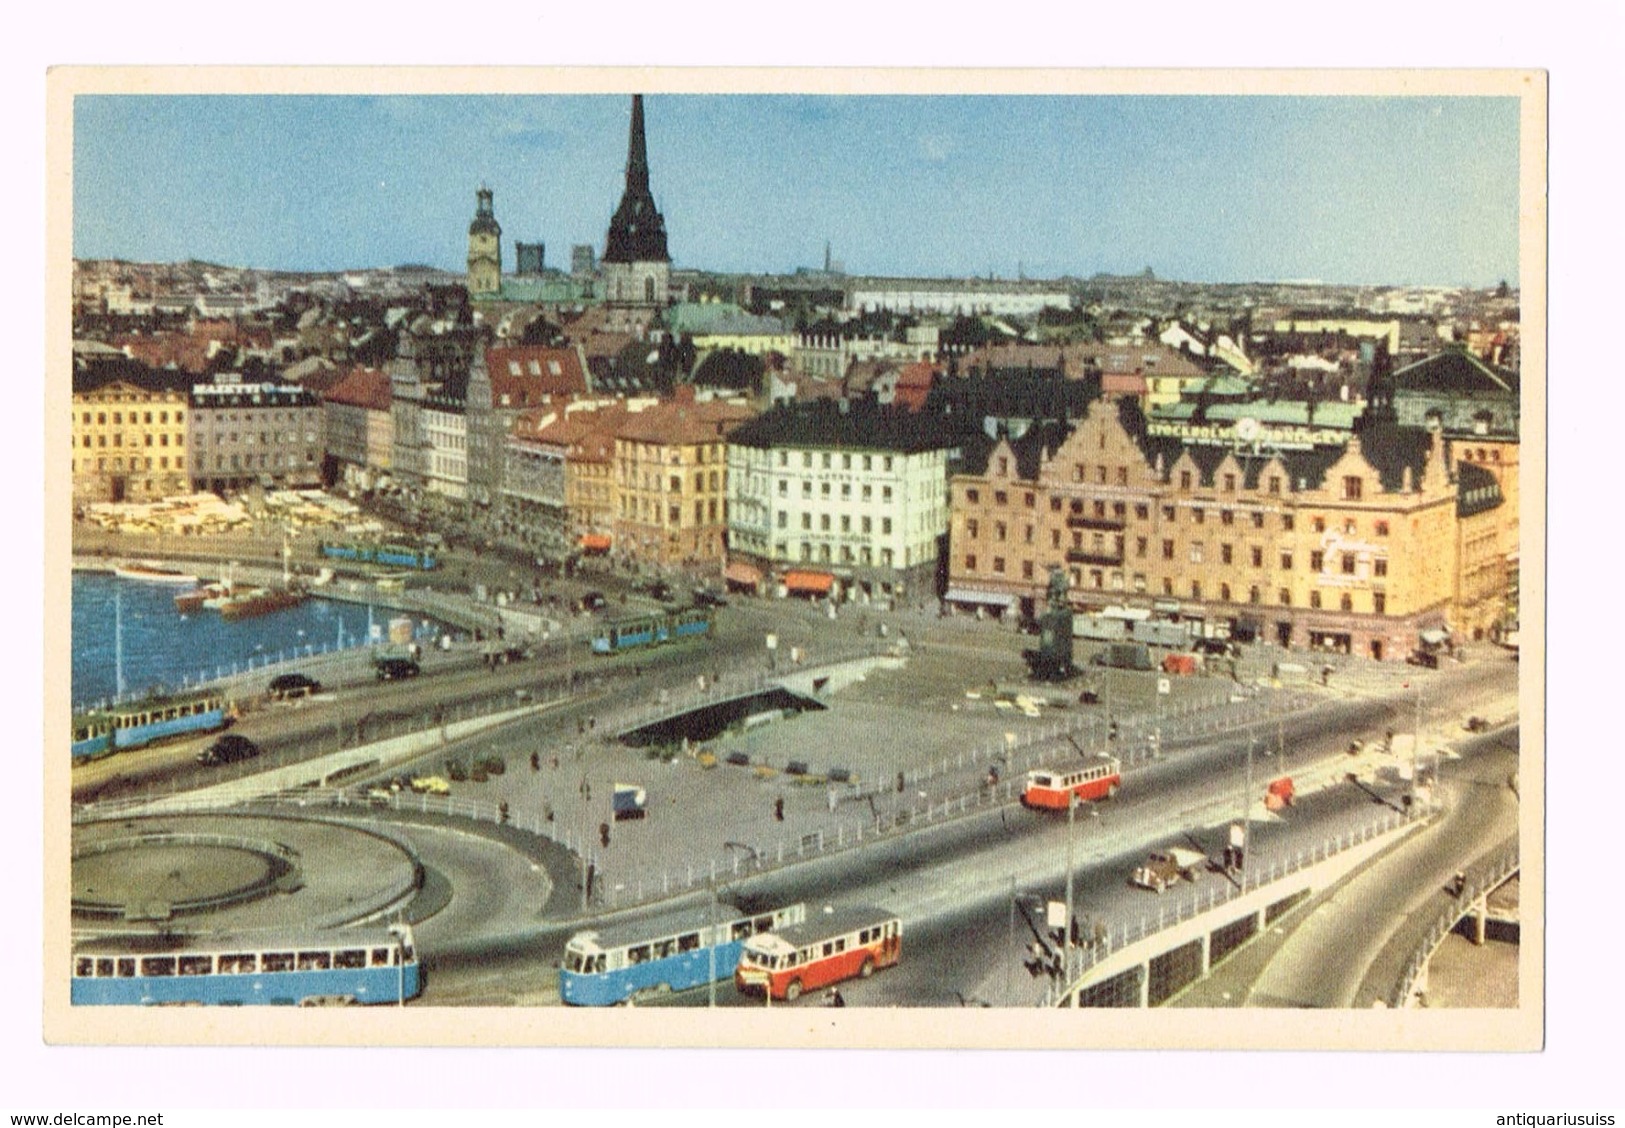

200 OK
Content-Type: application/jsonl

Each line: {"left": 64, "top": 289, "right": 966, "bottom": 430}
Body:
{"left": 67, "top": 517, "right": 1521, "bottom": 1011}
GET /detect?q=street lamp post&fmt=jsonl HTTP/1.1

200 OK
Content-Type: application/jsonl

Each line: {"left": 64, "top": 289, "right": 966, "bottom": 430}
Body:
{"left": 1064, "top": 790, "right": 1077, "bottom": 985}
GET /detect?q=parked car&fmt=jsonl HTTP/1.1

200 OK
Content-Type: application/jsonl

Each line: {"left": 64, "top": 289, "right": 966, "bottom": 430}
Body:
{"left": 268, "top": 672, "right": 322, "bottom": 700}
{"left": 692, "top": 588, "right": 729, "bottom": 608}
{"left": 580, "top": 590, "right": 609, "bottom": 613}
{"left": 643, "top": 580, "right": 674, "bottom": 602}
{"left": 198, "top": 733, "right": 261, "bottom": 766}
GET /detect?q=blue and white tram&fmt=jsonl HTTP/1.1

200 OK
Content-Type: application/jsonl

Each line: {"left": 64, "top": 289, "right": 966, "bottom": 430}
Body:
{"left": 71, "top": 690, "right": 230, "bottom": 759}
{"left": 71, "top": 923, "right": 422, "bottom": 1006}
{"left": 590, "top": 606, "right": 714, "bottom": 656}
{"left": 560, "top": 902, "right": 805, "bottom": 1006}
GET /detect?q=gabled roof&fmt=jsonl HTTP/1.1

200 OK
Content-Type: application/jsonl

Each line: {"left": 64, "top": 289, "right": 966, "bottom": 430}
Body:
{"left": 1391, "top": 349, "right": 1519, "bottom": 396}
{"left": 728, "top": 396, "right": 960, "bottom": 454}
{"left": 323, "top": 366, "right": 392, "bottom": 412}
{"left": 612, "top": 398, "right": 754, "bottom": 446}
{"left": 72, "top": 357, "right": 195, "bottom": 396}
{"left": 485, "top": 345, "right": 589, "bottom": 405}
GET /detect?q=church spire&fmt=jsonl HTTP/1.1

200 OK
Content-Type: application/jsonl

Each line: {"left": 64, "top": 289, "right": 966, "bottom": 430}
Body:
{"left": 603, "top": 94, "right": 670, "bottom": 266}
{"left": 626, "top": 94, "right": 650, "bottom": 191}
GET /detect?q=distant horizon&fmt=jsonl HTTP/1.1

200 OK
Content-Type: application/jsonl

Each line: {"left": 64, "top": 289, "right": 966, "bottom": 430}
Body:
{"left": 74, "top": 94, "right": 1521, "bottom": 290}
{"left": 70, "top": 253, "right": 1516, "bottom": 296}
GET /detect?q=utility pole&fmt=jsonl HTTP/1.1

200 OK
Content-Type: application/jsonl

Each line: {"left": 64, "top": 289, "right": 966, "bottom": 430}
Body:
{"left": 1065, "top": 790, "right": 1077, "bottom": 985}
{"left": 708, "top": 884, "right": 718, "bottom": 1009}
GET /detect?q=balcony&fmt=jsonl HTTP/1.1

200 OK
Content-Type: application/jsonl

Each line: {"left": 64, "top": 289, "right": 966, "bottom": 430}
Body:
{"left": 1065, "top": 549, "right": 1123, "bottom": 567}
{"left": 1065, "top": 514, "right": 1125, "bottom": 531}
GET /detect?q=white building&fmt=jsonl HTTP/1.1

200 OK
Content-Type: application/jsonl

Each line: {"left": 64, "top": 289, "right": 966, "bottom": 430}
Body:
{"left": 421, "top": 395, "right": 467, "bottom": 501}
{"left": 850, "top": 279, "right": 1070, "bottom": 319}
{"left": 726, "top": 398, "right": 954, "bottom": 602}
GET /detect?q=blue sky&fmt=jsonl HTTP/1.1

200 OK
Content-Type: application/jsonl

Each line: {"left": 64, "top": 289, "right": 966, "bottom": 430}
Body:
{"left": 73, "top": 93, "right": 1520, "bottom": 287}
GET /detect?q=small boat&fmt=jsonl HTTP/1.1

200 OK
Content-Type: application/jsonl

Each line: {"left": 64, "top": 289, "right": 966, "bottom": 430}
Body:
{"left": 216, "top": 587, "right": 308, "bottom": 621}
{"left": 114, "top": 562, "right": 199, "bottom": 586}
{"left": 174, "top": 579, "right": 241, "bottom": 613}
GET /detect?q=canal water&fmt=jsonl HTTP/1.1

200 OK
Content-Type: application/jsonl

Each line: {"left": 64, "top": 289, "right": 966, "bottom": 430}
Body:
{"left": 71, "top": 571, "right": 434, "bottom": 709}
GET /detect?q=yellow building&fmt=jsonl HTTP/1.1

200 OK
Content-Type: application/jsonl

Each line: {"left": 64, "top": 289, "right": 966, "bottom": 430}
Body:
{"left": 948, "top": 397, "right": 1487, "bottom": 660}
{"left": 612, "top": 394, "right": 754, "bottom": 569}
{"left": 72, "top": 370, "right": 192, "bottom": 504}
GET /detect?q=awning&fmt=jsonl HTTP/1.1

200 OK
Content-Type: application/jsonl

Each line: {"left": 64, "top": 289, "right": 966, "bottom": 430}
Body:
{"left": 1419, "top": 628, "right": 1450, "bottom": 646}
{"left": 725, "top": 560, "right": 763, "bottom": 587}
{"left": 783, "top": 570, "right": 835, "bottom": 595}
{"left": 944, "top": 587, "right": 1016, "bottom": 608}
{"left": 579, "top": 534, "right": 611, "bottom": 552}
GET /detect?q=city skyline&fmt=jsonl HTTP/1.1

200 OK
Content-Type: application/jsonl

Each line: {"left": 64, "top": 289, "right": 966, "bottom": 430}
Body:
{"left": 73, "top": 93, "right": 1520, "bottom": 289}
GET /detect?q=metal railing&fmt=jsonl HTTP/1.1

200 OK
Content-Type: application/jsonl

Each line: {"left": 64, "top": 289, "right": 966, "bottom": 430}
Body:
{"left": 1041, "top": 806, "right": 1418, "bottom": 1007}
{"left": 1387, "top": 841, "right": 1520, "bottom": 1009}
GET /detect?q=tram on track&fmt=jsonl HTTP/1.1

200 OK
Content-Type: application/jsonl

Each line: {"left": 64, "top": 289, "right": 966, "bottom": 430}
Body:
{"left": 560, "top": 902, "right": 805, "bottom": 1005}
{"left": 71, "top": 690, "right": 231, "bottom": 759}
{"left": 71, "top": 924, "right": 421, "bottom": 1006}
{"left": 590, "top": 606, "right": 714, "bottom": 656}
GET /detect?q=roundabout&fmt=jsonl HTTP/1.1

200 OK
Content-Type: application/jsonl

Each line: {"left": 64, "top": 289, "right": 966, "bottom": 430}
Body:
{"left": 71, "top": 812, "right": 424, "bottom": 935}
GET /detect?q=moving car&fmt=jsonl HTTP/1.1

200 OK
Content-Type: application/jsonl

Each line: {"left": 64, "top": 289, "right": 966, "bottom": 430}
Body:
{"left": 268, "top": 672, "right": 322, "bottom": 700}
{"left": 1130, "top": 846, "right": 1208, "bottom": 893}
{"left": 197, "top": 733, "right": 261, "bottom": 766}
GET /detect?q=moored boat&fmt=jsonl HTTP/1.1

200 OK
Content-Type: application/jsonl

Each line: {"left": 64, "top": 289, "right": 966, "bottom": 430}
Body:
{"left": 216, "top": 587, "right": 308, "bottom": 621}
{"left": 114, "top": 562, "right": 199, "bottom": 586}
{"left": 174, "top": 579, "right": 242, "bottom": 613}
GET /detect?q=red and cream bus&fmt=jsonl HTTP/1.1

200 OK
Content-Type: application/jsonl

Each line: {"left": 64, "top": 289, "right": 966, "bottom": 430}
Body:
{"left": 1022, "top": 755, "right": 1121, "bottom": 810}
{"left": 734, "top": 906, "right": 901, "bottom": 1002}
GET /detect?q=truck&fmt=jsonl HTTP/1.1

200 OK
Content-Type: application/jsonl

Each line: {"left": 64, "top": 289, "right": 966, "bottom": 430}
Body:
{"left": 1131, "top": 619, "right": 1193, "bottom": 649}
{"left": 1131, "top": 846, "right": 1208, "bottom": 893}
{"left": 1090, "top": 641, "right": 1155, "bottom": 672}
{"left": 1073, "top": 615, "right": 1129, "bottom": 642}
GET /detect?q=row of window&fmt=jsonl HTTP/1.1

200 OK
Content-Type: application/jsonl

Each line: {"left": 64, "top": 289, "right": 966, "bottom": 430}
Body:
{"left": 620, "top": 498, "right": 724, "bottom": 526}
{"left": 196, "top": 432, "right": 318, "bottom": 446}
{"left": 79, "top": 410, "right": 184, "bottom": 426}
{"left": 775, "top": 542, "right": 900, "bottom": 568}
{"left": 776, "top": 512, "right": 894, "bottom": 535}
{"left": 963, "top": 491, "right": 1394, "bottom": 539}
{"left": 962, "top": 557, "right": 1395, "bottom": 612}
{"left": 772, "top": 478, "right": 899, "bottom": 504}
{"left": 965, "top": 547, "right": 1389, "bottom": 577}
{"left": 74, "top": 945, "right": 401, "bottom": 978}
{"left": 775, "top": 451, "right": 899, "bottom": 473}
{"left": 79, "top": 432, "right": 184, "bottom": 449}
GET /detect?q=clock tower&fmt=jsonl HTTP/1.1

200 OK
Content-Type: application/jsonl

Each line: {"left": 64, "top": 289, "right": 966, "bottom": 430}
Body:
{"left": 467, "top": 186, "right": 503, "bottom": 297}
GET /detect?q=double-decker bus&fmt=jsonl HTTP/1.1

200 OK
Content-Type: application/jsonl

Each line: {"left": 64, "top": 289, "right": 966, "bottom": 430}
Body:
{"left": 560, "top": 902, "right": 805, "bottom": 1006}
{"left": 1021, "top": 755, "right": 1121, "bottom": 810}
{"left": 733, "top": 906, "right": 901, "bottom": 1002}
{"left": 590, "top": 606, "right": 714, "bottom": 656}
{"left": 71, "top": 690, "right": 231, "bottom": 760}
{"left": 71, "top": 924, "right": 420, "bottom": 1006}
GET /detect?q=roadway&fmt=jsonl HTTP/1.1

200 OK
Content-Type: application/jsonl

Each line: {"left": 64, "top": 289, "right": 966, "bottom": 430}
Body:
{"left": 403, "top": 651, "right": 1516, "bottom": 1006}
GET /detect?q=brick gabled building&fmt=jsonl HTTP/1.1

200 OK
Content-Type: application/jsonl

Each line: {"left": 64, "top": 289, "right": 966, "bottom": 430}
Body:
{"left": 948, "top": 396, "right": 1495, "bottom": 660}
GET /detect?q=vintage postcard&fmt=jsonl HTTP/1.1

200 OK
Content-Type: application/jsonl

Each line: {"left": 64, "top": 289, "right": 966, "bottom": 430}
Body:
{"left": 44, "top": 66, "right": 1545, "bottom": 1051}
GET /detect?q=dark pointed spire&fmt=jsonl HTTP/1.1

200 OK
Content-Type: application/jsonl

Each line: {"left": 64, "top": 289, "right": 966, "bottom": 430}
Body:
{"left": 604, "top": 94, "right": 670, "bottom": 265}
{"left": 626, "top": 94, "right": 650, "bottom": 191}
